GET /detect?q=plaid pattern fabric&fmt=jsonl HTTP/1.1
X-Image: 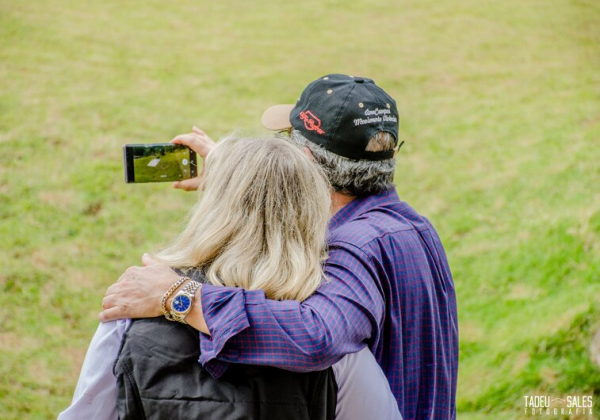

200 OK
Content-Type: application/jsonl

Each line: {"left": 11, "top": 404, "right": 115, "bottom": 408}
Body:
{"left": 199, "top": 188, "right": 458, "bottom": 420}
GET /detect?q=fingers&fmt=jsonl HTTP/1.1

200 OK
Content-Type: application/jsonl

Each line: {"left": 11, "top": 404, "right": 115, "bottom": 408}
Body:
{"left": 170, "top": 134, "right": 197, "bottom": 148}
{"left": 99, "top": 293, "right": 126, "bottom": 321}
{"left": 100, "top": 261, "right": 179, "bottom": 322}
{"left": 106, "top": 265, "right": 139, "bottom": 298}
{"left": 105, "top": 282, "right": 120, "bottom": 295}
{"left": 192, "top": 126, "right": 205, "bottom": 135}
{"left": 142, "top": 253, "right": 159, "bottom": 266}
{"left": 116, "top": 266, "right": 137, "bottom": 283}
{"left": 173, "top": 177, "right": 201, "bottom": 191}
{"left": 102, "top": 293, "right": 115, "bottom": 310}
{"left": 170, "top": 130, "right": 215, "bottom": 158}
{"left": 99, "top": 306, "right": 127, "bottom": 323}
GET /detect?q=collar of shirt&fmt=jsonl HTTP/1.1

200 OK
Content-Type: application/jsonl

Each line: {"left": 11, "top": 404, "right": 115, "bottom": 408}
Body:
{"left": 328, "top": 187, "right": 401, "bottom": 232}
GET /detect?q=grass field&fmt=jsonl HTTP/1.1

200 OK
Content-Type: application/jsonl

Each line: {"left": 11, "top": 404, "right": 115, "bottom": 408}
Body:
{"left": 1, "top": 0, "right": 600, "bottom": 418}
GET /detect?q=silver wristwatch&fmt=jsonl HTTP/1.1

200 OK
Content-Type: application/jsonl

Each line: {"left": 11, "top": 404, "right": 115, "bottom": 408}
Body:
{"left": 170, "top": 280, "right": 201, "bottom": 324}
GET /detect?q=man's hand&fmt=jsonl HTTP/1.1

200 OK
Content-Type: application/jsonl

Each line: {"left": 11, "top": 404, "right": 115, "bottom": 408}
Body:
{"left": 171, "top": 126, "right": 216, "bottom": 192}
{"left": 99, "top": 254, "right": 180, "bottom": 322}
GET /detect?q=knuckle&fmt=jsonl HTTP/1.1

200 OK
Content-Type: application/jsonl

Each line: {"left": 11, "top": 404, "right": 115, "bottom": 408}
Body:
{"left": 127, "top": 266, "right": 141, "bottom": 275}
{"left": 102, "top": 296, "right": 115, "bottom": 309}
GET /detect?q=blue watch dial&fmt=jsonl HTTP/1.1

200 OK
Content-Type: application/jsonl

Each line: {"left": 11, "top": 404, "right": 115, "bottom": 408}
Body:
{"left": 172, "top": 295, "right": 192, "bottom": 313}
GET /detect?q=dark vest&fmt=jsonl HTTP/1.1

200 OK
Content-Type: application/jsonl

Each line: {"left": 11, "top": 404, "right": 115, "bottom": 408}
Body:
{"left": 114, "top": 313, "right": 337, "bottom": 420}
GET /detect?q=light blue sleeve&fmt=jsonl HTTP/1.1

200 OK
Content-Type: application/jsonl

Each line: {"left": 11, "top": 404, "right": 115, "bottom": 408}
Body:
{"left": 333, "top": 347, "right": 403, "bottom": 420}
{"left": 57, "top": 319, "right": 129, "bottom": 420}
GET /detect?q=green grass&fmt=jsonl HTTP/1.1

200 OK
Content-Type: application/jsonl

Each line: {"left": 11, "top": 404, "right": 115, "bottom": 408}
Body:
{"left": 1, "top": 0, "right": 600, "bottom": 418}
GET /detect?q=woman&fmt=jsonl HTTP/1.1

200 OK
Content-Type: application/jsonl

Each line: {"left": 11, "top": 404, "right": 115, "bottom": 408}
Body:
{"left": 58, "top": 134, "right": 401, "bottom": 420}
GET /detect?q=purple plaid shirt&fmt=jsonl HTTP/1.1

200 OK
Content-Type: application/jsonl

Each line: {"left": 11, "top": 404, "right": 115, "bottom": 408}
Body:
{"left": 198, "top": 188, "right": 458, "bottom": 420}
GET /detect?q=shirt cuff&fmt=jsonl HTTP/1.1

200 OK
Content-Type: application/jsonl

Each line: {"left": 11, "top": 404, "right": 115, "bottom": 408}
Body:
{"left": 198, "top": 284, "right": 251, "bottom": 378}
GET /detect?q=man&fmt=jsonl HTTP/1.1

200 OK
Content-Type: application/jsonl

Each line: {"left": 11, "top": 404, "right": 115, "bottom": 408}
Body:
{"left": 101, "top": 74, "right": 459, "bottom": 419}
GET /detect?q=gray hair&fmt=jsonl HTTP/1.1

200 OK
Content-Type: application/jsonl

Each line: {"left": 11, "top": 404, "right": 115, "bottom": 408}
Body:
{"left": 289, "top": 130, "right": 396, "bottom": 196}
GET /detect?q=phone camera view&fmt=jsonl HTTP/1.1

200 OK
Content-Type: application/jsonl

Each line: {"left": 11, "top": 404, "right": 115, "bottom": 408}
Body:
{"left": 123, "top": 143, "right": 197, "bottom": 183}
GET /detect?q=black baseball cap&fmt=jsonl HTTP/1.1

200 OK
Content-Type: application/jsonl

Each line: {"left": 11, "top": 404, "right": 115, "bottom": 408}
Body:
{"left": 262, "top": 74, "right": 399, "bottom": 161}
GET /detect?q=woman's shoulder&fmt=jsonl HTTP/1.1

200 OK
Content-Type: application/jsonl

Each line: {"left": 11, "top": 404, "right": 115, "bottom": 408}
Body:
{"left": 174, "top": 267, "right": 208, "bottom": 283}
{"left": 124, "top": 317, "right": 199, "bottom": 351}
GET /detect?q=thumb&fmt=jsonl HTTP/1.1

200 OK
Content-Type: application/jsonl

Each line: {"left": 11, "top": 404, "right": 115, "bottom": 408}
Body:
{"left": 142, "top": 253, "right": 159, "bottom": 266}
{"left": 192, "top": 126, "right": 205, "bottom": 135}
{"left": 173, "top": 177, "right": 201, "bottom": 192}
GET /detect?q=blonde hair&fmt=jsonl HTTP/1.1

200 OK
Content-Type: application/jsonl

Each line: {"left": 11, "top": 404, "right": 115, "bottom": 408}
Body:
{"left": 154, "top": 134, "right": 331, "bottom": 302}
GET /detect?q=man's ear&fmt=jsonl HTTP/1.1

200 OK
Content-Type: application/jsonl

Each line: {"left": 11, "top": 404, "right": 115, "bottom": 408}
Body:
{"left": 393, "top": 140, "right": 405, "bottom": 158}
{"left": 303, "top": 146, "right": 315, "bottom": 160}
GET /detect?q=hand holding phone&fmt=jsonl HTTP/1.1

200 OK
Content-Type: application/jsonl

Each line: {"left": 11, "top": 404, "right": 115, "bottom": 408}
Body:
{"left": 171, "top": 127, "right": 216, "bottom": 160}
{"left": 170, "top": 127, "right": 217, "bottom": 191}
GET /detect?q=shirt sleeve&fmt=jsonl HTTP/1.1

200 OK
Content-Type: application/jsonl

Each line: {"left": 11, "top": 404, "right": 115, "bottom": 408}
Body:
{"left": 57, "top": 319, "right": 129, "bottom": 420}
{"left": 198, "top": 242, "right": 385, "bottom": 377}
{"left": 333, "top": 348, "right": 403, "bottom": 420}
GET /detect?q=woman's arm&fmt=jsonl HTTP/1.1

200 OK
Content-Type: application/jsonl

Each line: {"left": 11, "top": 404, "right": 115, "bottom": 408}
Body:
{"left": 333, "top": 348, "right": 402, "bottom": 420}
{"left": 57, "top": 320, "right": 129, "bottom": 420}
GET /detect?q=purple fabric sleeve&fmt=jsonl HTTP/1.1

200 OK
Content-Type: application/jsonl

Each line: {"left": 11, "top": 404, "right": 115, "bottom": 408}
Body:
{"left": 198, "top": 242, "right": 385, "bottom": 378}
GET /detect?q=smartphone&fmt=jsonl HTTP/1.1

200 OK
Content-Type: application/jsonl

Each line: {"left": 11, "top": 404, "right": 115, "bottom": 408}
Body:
{"left": 123, "top": 143, "right": 198, "bottom": 183}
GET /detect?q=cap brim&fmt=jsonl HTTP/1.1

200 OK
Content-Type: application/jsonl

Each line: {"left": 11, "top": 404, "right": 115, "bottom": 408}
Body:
{"left": 261, "top": 104, "right": 295, "bottom": 131}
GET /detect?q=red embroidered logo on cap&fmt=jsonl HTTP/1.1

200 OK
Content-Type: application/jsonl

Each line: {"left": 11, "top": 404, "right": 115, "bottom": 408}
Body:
{"left": 299, "top": 111, "right": 325, "bottom": 135}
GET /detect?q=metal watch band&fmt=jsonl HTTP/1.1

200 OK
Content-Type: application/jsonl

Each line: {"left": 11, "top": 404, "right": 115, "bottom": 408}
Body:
{"left": 181, "top": 280, "right": 201, "bottom": 296}
{"left": 161, "top": 276, "right": 189, "bottom": 321}
{"left": 170, "top": 280, "right": 201, "bottom": 324}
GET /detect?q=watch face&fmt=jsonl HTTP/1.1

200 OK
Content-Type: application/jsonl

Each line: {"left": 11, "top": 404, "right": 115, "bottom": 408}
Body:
{"left": 172, "top": 294, "right": 192, "bottom": 313}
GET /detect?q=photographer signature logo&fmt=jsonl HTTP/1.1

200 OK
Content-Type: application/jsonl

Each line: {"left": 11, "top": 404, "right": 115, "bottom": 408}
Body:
{"left": 523, "top": 395, "right": 593, "bottom": 417}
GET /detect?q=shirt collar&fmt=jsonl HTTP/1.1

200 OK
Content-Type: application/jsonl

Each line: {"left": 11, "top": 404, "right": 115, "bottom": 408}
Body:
{"left": 328, "top": 187, "right": 400, "bottom": 231}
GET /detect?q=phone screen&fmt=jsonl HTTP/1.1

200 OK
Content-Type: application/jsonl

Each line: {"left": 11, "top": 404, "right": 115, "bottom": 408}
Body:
{"left": 123, "top": 143, "right": 198, "bottom": 183}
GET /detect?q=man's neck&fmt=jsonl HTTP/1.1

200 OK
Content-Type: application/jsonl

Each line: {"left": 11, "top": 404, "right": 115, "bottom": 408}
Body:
{"left": 331, "top": 191, "right": 355, "bottom": 216}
